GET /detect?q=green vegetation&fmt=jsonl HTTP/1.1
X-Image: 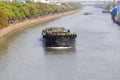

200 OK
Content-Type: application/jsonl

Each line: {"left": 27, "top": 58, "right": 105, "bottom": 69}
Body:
{"left": 42, "top": 27, "right": 76, "bottom": 36}
{"left": 0, "top": 9, "right": 8, "bottom": 27}
{"left": 103, "top": 2, "right": 113, "bottom": 10}
{"left": 0, "top": 2, "right": 81, "bottom": 27}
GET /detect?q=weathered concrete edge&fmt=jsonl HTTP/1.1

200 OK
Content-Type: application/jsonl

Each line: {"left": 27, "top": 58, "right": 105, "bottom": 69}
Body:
{"left": 0, "top": 10, "right": 79, "bottom": 39}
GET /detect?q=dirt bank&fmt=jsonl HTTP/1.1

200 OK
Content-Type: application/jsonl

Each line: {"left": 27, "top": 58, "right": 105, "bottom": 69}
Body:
{"left": 0, "top": 10, "right": 79, "bottom": 39}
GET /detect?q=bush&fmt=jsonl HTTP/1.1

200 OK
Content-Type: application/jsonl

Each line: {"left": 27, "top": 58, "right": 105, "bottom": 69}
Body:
{"left": 0, "top": 9, "right": 8, "bottom": 27}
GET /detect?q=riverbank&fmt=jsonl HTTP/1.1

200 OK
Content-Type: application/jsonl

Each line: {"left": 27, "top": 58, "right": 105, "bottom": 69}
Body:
{"left": 0, "top": 10, "right": 79, "bottom": 39}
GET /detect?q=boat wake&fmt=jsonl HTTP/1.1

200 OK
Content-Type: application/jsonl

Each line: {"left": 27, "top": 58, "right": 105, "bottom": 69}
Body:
{"left": 47, "top": 46, "right": 72, "bottom": 49}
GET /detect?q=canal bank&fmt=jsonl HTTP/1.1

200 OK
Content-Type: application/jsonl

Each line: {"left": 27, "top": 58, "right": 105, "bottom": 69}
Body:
{"left": 0, "top": 10, "right": 80, "bottom": 39}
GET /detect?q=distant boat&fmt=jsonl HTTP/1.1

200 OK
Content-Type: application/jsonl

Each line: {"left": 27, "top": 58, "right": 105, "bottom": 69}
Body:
{"left": 41, "top": 27, "right": 77, "bottom": 48}
{"left": 83, "top": 12, "right": 93, "bottom": 15}
{"left": 102, "top": 9, "right": 110, "bottom": 13}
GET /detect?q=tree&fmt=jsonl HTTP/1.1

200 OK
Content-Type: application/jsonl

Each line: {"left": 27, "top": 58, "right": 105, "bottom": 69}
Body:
{"left": 0, "top": 9, "right": 8, "bottom": 27}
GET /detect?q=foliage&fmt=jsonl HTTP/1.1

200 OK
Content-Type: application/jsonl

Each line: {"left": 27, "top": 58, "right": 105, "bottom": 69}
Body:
{"left": 104, "top": 2, "right": 113, "bottom": 10}
{"left": 0, "top": 9, "right": 8, "bottom": 27}
{"left": 0, "top": 1, "right": 81, "bottom": 27}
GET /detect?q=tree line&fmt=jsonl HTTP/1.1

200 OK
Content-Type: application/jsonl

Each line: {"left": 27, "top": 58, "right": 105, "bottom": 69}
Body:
{"left": 0, "top": 1, "right": 81, "bottom": 28}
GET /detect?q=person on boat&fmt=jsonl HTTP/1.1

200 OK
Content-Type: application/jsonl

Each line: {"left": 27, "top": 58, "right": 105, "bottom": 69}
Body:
{"left": 111, "top": 7, "right": 117, "bottom": 16}
{"left": 111, "top": 7, "right": 117, "bottom": 21}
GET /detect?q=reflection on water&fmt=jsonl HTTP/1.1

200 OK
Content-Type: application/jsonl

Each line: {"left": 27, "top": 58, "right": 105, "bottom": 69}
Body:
{"left": 0, "top": 29, "right": 26, "bottom": 53}
{"left": 44, "top": 47, "right": 76, "bottom": 54}
{"left": 0, "top": 39, "right": 9, "bottom": 52}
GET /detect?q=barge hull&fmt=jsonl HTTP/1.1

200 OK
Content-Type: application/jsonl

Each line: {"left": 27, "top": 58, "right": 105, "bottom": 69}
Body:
{"left": 43, "top": 35, "right": 76, "bottom": 47}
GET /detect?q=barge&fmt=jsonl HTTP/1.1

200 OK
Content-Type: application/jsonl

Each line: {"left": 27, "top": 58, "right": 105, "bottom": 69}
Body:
{"left": 42, "top": 27, "right": 77, "bottom": 48}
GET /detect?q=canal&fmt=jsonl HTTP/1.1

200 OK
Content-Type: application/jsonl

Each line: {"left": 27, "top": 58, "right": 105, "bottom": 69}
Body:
{"left": 0, "top": 6, "right": 120, "bottom": 80}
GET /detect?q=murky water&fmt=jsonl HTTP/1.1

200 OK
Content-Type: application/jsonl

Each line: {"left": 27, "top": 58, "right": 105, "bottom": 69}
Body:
{"left": 0, "top": 6, "right": 120, "bottom": 80}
